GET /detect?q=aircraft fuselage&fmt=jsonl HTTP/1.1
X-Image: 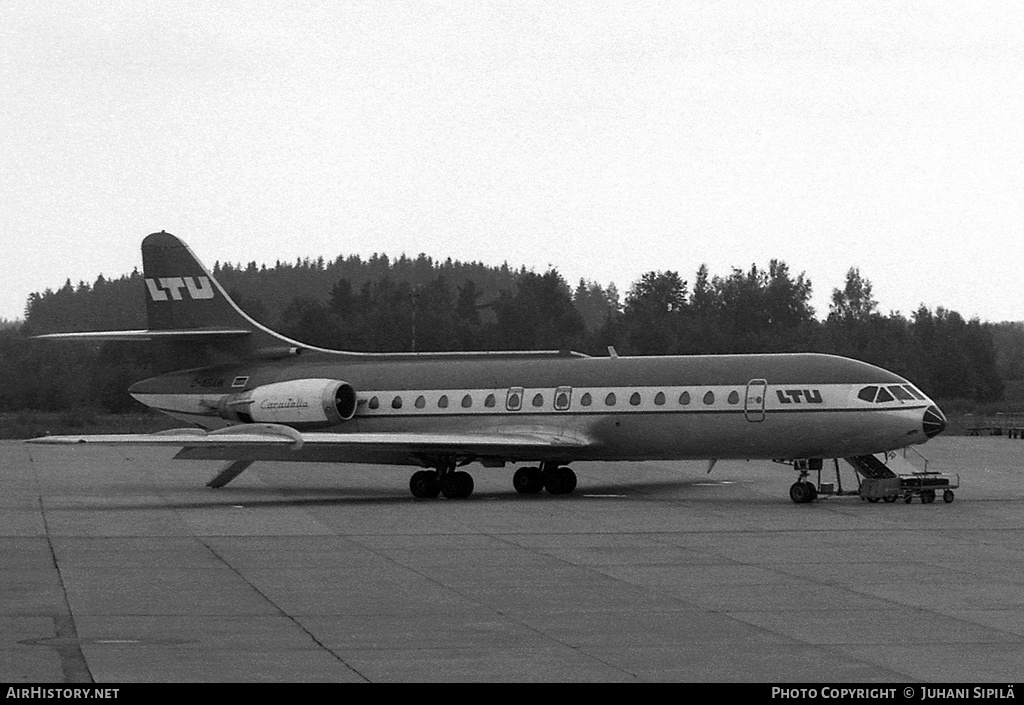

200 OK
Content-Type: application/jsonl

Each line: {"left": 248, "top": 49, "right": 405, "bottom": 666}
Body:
{"left": 129, "top": 350, "right": 943, "bottom": 467}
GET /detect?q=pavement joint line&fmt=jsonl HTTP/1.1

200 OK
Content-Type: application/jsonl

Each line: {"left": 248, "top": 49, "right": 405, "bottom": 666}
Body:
{"left": 196, "top": 537, "right": 372, "bottom": 683}
{"left": 36, "top": 491, "right": 94, "bottom": 684}
{"left": 345, "top": 527, "right": 645, "bottom": 681}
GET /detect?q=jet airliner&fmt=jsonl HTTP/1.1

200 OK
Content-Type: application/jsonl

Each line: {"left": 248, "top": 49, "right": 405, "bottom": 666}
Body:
{"left": 28, "top": 232, "right": 947, "bottom": 501}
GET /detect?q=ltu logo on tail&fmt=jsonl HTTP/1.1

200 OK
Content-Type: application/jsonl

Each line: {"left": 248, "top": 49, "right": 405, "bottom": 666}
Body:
{"left": 146, "top": 277, "right": 215, "bottom": 301}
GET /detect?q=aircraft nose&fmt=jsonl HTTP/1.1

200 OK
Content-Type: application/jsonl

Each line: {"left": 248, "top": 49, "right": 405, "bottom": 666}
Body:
{"left": 923, "top": 405, "right": 946, "bottom": 438}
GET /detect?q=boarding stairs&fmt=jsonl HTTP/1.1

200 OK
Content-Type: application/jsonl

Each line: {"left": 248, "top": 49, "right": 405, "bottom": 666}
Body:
{"left": 843, "top": 454, "right": 898, "bottom": 479}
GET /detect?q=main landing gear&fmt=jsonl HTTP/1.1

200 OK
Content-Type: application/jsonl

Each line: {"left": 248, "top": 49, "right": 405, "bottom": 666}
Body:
{"left": 512, "top": 463, "right": 577, "bottom": 496}
{"left": 408, "top": 460, "right": 577, "bottom": 499}
{"left": 409, "top": 459, "right": 474, "bottom": 499}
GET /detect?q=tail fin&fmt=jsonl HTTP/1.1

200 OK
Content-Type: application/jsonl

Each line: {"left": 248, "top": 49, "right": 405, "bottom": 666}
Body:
{"left": 36, "top": 231, "right": 307, "bottom": 358}
{"left": 138, "top": 231, "right": 310, "bottom": 355}
{"left": 142, "top": 231, "right": 254, "bottom": 333}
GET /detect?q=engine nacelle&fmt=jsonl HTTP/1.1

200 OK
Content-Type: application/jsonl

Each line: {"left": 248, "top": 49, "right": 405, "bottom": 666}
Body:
{"left": 224, "top": 378, "right": 357, "bottom": 427}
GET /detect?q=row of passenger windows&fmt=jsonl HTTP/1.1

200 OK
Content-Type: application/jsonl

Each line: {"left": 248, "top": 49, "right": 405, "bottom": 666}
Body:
{"left": 367, "top": 393, "right": 498, "bottom": 410}
{"left": 578, "top": 390, "right": 741, "bottom": 406}
{"left": 857, "top": 384, "right": 925, "bottom": 403}
{"left": 364, "top": 389, "right": 745, "bottom": 411}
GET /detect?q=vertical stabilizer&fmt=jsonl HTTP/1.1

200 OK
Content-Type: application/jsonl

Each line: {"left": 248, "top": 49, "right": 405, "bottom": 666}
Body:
{"left": 143, "top": 231, "right": 251, "bottom": 332}
{"left": 140, "top": 231, "right": 305, "bottom": 355}
{"left": 35, "top": 231, "right": 334, "bottom": 357}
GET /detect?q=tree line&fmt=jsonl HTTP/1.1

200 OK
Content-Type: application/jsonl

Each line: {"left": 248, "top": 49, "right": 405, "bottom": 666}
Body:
{"left": 3, "top": 252, "right": 1018, "bottom": 414}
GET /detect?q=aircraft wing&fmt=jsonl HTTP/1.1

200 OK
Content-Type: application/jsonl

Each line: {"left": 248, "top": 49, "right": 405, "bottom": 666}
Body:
{"left": 26, "top": 423, "right": 593, "bottom": 461}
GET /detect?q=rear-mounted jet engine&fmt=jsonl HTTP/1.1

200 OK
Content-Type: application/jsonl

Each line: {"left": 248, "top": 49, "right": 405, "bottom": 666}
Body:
{"left": 221, "top": 378, "right": 357, "bottom": 427}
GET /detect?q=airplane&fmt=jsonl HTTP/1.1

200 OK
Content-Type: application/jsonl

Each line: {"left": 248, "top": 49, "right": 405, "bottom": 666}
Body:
{"left": 28, "top": 231, "right": 947, "bottom": 502}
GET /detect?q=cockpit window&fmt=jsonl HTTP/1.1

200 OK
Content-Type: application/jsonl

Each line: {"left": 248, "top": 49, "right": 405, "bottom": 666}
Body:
{"left": 888, "top": 385, "right": 914, "bottom": 401}
{"left": 875, "top": 387, "right": 894, "bottom": 403}
{"left": 858, "top": 386, "right": 878, "bottom": 402}
{"left": 903, "top": 385, "right": 925, "bottom": 400}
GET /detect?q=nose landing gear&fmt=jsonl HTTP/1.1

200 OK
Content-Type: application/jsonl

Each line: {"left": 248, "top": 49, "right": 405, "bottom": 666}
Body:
{"left": 785, "top": 458, "right": 825, "bottom": 504}
{"left": 789, "top": 480, "right": 818, "bottom": 504}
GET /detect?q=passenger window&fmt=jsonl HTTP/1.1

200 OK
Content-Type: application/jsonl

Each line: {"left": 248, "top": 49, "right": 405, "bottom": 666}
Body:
{"left": 605, "top": 392, "right": 617, "bottom": 406}
{"left": 727, "top": 391, "right": 739, "bottom": 405}
{"left": 703, "top": 391, "right": 715, "bottom": 405}
{"left": 654, "top": 391, "right": 665, "bottom": 406}
{"left": 369, "top": 396, "right": 379, "bottom": 410}
{"left": 554, "top": 387, "right": 571, "bottom": 410}
{"left": 485, "top": 394, "right": 496, "bottom": 408}
{"left": 532, "top": 393, "right": 544, "bottom": 407}
{"left": 857, "top": 386, "right": 878, "bottom": 402}
{"left": 415, "top": 395, "right": 426, "bottom": 409}
{"left": 888, "top": 385, "right": 914, "bottom": 401}
{"left": 392, "top": 396, "right": 403, "bottom": 409}
{"left": 580, "top": 392, "right": 592, "bottom": 406}
{"left": 506, "top": 387, "right": 523, "bottom": 411}
{"left": 679, "top": 391, "right": 690, "bottom": 405}
{"left": 875, "top": 387, "right": 894, "bottom": 403}
{"left": 462, "top": 394, "right": 473, "bottom": 408}
{"left": 438, "top": 395, "right": 449, "bottom": 409}
{"left": 629, "top": 392, "right": 641, "bottom": 406}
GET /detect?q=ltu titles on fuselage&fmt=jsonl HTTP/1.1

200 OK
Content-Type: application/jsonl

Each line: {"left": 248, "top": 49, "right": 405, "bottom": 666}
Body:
{"left": 776, "top": 388, "right": 823, "bottom": 403}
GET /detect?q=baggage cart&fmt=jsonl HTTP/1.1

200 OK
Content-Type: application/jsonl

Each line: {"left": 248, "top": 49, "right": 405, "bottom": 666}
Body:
{"left": 898, "top": 471, "right": 960, "bottom": 504}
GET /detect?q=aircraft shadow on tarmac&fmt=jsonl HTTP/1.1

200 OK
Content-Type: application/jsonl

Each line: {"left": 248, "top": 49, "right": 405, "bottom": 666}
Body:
{"left": 52, "top": 478, "right": 725, "bottom": 512}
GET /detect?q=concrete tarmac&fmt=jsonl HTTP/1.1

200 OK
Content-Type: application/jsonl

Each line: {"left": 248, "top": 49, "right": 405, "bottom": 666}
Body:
{"left": 3, "top": 436, "right": 1024, "bottom": 683}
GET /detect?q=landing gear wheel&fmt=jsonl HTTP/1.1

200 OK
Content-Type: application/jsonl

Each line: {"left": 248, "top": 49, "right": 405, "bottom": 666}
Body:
{"left": 789, "top": 481, "right": 812, "bottom": 504}
{"left": 409, "top": 470, "right": 441, "bottom": 499}
{"left": 543, "top": 466, "right": 577, "bottom": 495}
{"left": 560, "top": 467, "right": 577, "bottom": 494}
{"left": 943, "top": 489, "right": 955, "bottom": 503}
{"left": 441, "top": 471, "right": 474, "bottom": 499}
{"left": 513, "top": 467, "right": 544, "bottom": 494}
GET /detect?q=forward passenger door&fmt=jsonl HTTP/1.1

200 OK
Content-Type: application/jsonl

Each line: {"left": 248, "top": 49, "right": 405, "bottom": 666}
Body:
{"left": 744, "top": 379, "right": 767, "bottom": 422}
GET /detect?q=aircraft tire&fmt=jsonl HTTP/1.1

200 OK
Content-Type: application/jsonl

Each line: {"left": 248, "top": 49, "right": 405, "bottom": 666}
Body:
{"left": 442, "top": 471, "right": 474, "bottom": 499}
{"left": 544, "top": 467, "right": 577, "bottom": 495}
{"left": 560, "top": 467, "right": 577, "bottom": 494}
{"left": 513, "top": 467, "right": 544, "bottom": 494}
{"left": 410, "top": 471, "right": 441, "bottom": 499}
{"left": 789, "top": 482, "right": 812, "bottom": 504}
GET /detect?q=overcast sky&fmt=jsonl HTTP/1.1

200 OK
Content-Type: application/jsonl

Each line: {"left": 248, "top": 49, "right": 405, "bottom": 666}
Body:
{"left": 2, "top": 1, "right": 1022, "bottom": 325}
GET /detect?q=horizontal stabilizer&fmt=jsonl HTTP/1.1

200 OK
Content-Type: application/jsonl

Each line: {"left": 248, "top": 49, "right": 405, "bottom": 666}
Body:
{"left": 33, "top": 329, "right": 252, "bottom": 342}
